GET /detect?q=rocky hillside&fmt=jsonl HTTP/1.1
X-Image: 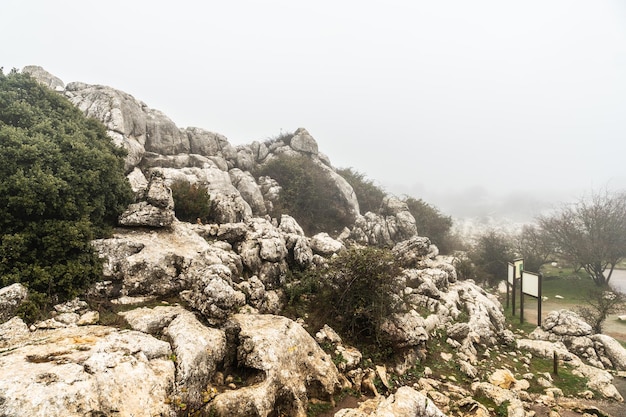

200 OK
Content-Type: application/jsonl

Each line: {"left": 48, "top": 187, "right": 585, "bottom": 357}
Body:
{"left": 0, "top": 66, "right": 625, "bottom": 417}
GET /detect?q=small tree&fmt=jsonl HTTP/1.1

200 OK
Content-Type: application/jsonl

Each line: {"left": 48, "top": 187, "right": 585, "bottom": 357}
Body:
{"left": 170, "top": 180, "right": 211, "bottom": 223}
{"left": 257, "top": 155, "right": 353, "bottom": 235}
{"left": 576, "top": 288, "right": 625, "bottom": 334}
{"left": 514, "top": 224, "right": 554, "bottom": 273}
{"left": 469, "top": 229, "right": 514, "bottom": 286}
{"left": 539, "top": 191, "right": 626, "bottom": 286}
{"left": 317, "top": 247, "right": 404, "bottom": 348}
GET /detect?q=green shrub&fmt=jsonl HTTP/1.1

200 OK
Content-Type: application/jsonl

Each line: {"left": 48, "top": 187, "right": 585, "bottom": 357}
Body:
{"left": 337, "top": 167, "right": 386, "bottom": 214}
{"left": 0, "top": 69, "right": 133, "bottom": 320}
{"left": 258, "top": 155, "right": 353, "bottom": 235}
{"left": 316, "top": 247, "right": 404, "bottom": 349}
{"left": 468, "top": 229, "right": 514, "bottom": 286}
{"left": 170, "top": 180, "right": 211, "bottom": 223}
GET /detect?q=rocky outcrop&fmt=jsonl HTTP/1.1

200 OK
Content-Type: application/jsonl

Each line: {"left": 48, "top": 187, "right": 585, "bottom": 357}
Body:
{"left": 335, "top": 386, "right": 448, "bottom": 417}
{"left": 0, "top": 283, "right": 28, "bottom": 323}
{"left": 208, "top": 314, "right": 339, "bottom": 417}
{"left": 351, "top": 197, "right": 418, "bottom": 247}
{"left": 0, "top": 326, "right": 176, "bottom": 417}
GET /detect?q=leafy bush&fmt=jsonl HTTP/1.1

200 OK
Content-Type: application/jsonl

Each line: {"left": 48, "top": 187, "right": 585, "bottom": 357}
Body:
{"left": 257, "top": 155, "right": 353, "bottom": 235}
{"left": 0, "top": 70, "right": 133, "bottom": 320}
{"left": 316, "top": 247, "right": 404, "bottom": 348}
{"left": 337, "top": 167, "right": 386, "bottom": 214}
{"left": 468, "top": 229, "right": 514, "bottom": 286}
{"left": 170, "top": 180, "right": 211, "bottom": 223}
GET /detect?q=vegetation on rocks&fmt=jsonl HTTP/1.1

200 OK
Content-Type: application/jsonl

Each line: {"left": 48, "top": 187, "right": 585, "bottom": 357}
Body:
{"left": 258, "top": 154, "right": 353, "bottom": 235}
{"left": 170, "top": 179, "right": 211, "bottom": 223}
{"left": 0, "top": 69, "right": 133, "bottom": 320}
{"left": 337, "top": 167, "right": 386, "bottom": 214}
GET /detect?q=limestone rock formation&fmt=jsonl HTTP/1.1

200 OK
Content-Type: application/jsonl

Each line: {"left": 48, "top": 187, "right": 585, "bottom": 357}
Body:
{"left": 207, "top": 314, "right": 340, "bottom": 416}
{"left": 0, "top": 283, "right": 28, "bottom": 323}
{"left": 335, "top": 386, "right": 448, "bottom": 417}
{"left": 0, "top": 326, "right": 175, "bottom": 417}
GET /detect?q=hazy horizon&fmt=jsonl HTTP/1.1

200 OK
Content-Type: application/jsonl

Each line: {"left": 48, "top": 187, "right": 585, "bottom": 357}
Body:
{"left": 4, "top": 1, "right": 626, "bottom": 220}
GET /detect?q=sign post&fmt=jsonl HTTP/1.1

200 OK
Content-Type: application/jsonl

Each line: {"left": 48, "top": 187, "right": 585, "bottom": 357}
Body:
{"left": 521, "top": 271, "right": 542, "bottom": 327}
{"left": 512, "top": 258, "right": 523, "bottom": 317}
{"left": 507, "top": 262, "right": 514, "bottom": 310}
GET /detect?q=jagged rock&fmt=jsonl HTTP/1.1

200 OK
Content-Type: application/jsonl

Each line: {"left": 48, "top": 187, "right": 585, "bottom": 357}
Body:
{"left": 591, "top": 334, "right": 626, "bottom": 371}
{"left": 118, "top": 201, "right": 176, "bottom": 227}
{"left": 392, "top": 236, "right": 433, "bottom": 267}
{"left": 127, "top": 167, "right": 149, "bottom": 194}
{"left": 181, "top": 264, "right": 246, "bottom": 325}
{"left": 229, "top": 168, "right": 267, "bottom": 216}
{"left": 310, "top": 232, "right": 345, "bottom": 256}
{"left": 234, "top": 218, "right": 289, "bottom": 286}
{"left": 542, "top": 310, "right": 593, "bottom": 337}
{"left": 471, "top": 382, "right": 525, "bottom": 417}
{"left": 316, "top": 324, "right": 343, "bottom": 344}
{"left": 380, "top": 309, "right": 429, "bottom": 348}
{"left": 350, "top": 197, "right": 418, "bottom": 247}
{"left": 53, "top": 298, "right": 89, "bottom": 314}
{"left": 0, "top": 316, "right": 30, "bottom": 343}
{"left": 23, "top": 65, "right": 65, "bottom": 90}
{"left": 0, "top": 283, "right": 28, "bottom": 323}
{"left": 0, "top": 326, "right": 175, "bottom": 417}
{"left": 121, "top": 305, "right": 228, "bottom": 406}
{"left": 207, "top": 314, "right": 339, "bottom": 416}
{"left": 164, "top": 310, "right": 227, "bottom": 406}
{"left": 289, "top": 127, "right": 319, "bottom": 154}
{"left": 335, "top": 345, "right": 362, "bottom": 371}
{"left": 334, "top": 386, "right": 448, "bottom": 417}
{"left": 185, "top": 127, "right": 236, "bottom": 161}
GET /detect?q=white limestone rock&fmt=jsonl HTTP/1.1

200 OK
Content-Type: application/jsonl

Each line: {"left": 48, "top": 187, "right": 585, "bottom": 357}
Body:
{"left": 0, "top": 326, "right": 175, "bottom": 417}
{"left": 310, "top": 232, "right": 345, "bottom": 256}
{"left": 335, "top": 386, "right": 448, "bottom": 417}
{"left": 0, "top": 283, "right": 28, "bottom": 323}
{"left": 22, "top": 65, "right": 65, "bottom": 90}
{"left": 207, "top": 314, "right": 339, "bottom": 416}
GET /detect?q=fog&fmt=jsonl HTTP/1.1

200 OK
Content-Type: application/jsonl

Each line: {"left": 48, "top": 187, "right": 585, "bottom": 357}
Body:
{"left": 4, "top": 0, "right": 626, "bottom": 220}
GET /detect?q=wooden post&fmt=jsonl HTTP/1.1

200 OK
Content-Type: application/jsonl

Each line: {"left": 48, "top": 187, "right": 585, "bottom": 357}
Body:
{"left": 506, "top": 282, "right": 510, "bottom": 310}
{"left": 553, "top": 351, "right": 558, "bottom": 375}
{"left": 537, "top": 273, "right": 543, "bottom": 327}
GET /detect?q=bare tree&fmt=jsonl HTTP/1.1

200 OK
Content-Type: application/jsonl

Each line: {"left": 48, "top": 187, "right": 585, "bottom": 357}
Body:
{"left": 576, "top": 288, "right": 625, "bottom": 334}
{"left": 514, "top": 224, "right": 554, "bottom": 273}
{"left": 538, "top": 191, "right": 626, "bottom": 286}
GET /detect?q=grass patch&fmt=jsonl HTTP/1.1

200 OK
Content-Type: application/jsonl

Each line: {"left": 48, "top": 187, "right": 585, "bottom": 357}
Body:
{"left": 538, "top": 266, "right": 597, "bottom": 304}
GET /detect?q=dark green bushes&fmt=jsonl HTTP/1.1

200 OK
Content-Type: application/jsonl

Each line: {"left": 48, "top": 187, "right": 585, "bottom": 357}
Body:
{"left": 258, "top": 155, "right": 353, "bottom": 235}
{"left": 337, "top": 167, "right": 386, "bottom": 214}
{"left": 0, "top": 70, "right": 133, "bottom": 320}
{"left": 317, "top": 247, "right": 404, "bottom": 349}
{"left": 170, "top": 180, "right": 211, "bottom": 223}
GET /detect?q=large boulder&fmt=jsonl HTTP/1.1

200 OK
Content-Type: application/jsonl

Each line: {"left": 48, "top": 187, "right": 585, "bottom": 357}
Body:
{"left": 350, "top": 197, "right": 418, "bottom": 247}
{"left": 0, "top": 283, "right": 28, "bottom": 323}
{"left": 0, "top": 326, "right": 175, "bottom": 417}
{"left": 121, "top": 306, "right": 227, "bottom": 408}
{"left": 207, "top": 314, "right": 339, "bottom": 417}
{"left": 335, "top": 386, "right": 448, "bottom": 417}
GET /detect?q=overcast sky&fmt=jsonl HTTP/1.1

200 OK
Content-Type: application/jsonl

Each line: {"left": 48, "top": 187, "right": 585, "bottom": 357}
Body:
{"left": 4, "top": 0, "right": 626, "bottom": 219}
